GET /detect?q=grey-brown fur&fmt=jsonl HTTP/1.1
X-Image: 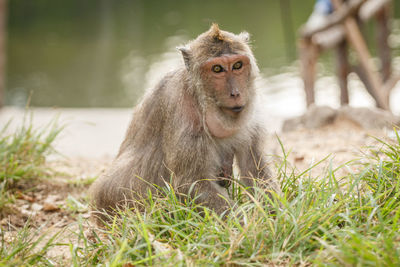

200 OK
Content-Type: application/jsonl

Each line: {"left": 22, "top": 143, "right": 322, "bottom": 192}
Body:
{"left": 90, "top": 24, "right": 280, "bottom": 217}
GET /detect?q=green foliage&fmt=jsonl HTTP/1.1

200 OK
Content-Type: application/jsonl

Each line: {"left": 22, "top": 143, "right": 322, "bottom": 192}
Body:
{"left": 0, "top": 113, "right": 61, "bottom": 184}
{"left": 66, "top": 176, "right": 97, "bottom": 187}
{"left": 65, "top": 195, "right": 89, "bottom": 214}
{"left": 0, "top": 222, "right": 62, "bottom": 266}
{"left": 0, "top": 112, "right": 62, "bottom": 210}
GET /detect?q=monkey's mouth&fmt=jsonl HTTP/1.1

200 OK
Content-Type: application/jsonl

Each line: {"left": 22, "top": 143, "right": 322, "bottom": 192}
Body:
{"left": 231, "top": 106, "right": 244, "bottom": 113}
{"left": 221, "top": 105, "right": 245, "bottom": 115}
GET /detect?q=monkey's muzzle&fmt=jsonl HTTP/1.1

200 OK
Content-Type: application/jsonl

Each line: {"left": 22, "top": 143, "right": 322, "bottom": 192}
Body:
{"left": 231, "top": 106, "right": 244, "bottom": 113}
{"left": 221, "top": 105, "right": 245, "bottom": 116}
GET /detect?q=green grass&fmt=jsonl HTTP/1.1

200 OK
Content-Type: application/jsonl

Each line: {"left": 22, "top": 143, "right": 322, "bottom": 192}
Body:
{"left": 1, "top": 118, "right": 400, "bottom": 266}
{"left": 0, "top": 221, "right": 62, "bottom": 266}
{"left": 65, "top": 129, "right": 400, "bottom": 266}
{"left": 0, "top": 112, "right": 62, "bottom": 210}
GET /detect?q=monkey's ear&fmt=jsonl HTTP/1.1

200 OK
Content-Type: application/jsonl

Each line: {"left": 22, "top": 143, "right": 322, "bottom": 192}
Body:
{"left": 177, "top": 46, "right": 192, "bottom": 70}
{"left": 239, "top": 32, "right": 250, "bottom": 43}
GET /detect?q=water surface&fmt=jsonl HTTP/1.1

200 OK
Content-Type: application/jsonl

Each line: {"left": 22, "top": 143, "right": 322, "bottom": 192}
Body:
{"left": 6, "top": 0, "right": 400, "bottom": 112}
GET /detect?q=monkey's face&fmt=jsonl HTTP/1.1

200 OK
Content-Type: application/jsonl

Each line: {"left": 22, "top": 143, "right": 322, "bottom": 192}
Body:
{"left": 200, "top": 54, "right": 252, "bottom": 118}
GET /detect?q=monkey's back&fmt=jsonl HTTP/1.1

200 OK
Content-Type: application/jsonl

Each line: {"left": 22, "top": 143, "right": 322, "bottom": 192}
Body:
{"left": 90, "top": 68, "right": 207, "bottom": 212}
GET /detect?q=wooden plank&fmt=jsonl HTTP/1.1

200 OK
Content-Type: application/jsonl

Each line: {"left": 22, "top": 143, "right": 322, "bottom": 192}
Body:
{"left": 313, "top": 25, "right": 345, "bottom": 49}
{"left": 300, "top": 0, "right": 364, "bottom": 38}
{"left": 359, "top": 0, "right": 391, "bottom": 21}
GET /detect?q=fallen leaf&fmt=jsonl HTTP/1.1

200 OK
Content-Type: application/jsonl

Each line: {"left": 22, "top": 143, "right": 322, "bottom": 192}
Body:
{"left": 15, "top": 191, "right": 35, "bottom": 202}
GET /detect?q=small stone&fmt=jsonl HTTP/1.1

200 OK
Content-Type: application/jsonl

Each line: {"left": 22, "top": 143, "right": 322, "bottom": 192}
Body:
{"left": 81, "top": 213, "right": 90, "bottom": 219}
{"left": 338, "top": 106, "right": 400, "bottom": 130}
{"left": 295, "top": 155, "right": 305, "bottom": 162}
{"left": 31, "top": 203, "right": 43, "bottom": 212}
{"left": 282, "top": 105, "right": 337, "bottom": 132}
{"left": 43, "top": 203, "right": 60, "bottom": 212}
{"left": 44, "top": 195, "right": 61, "bottom": 203}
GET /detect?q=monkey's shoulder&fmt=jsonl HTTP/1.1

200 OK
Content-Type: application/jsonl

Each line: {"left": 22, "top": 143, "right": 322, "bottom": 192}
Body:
{"left": 151, "top": 68, "right": 188, "bottom": 94}
{"left": 134, "top": 70, "right": 182, "bottom": 112}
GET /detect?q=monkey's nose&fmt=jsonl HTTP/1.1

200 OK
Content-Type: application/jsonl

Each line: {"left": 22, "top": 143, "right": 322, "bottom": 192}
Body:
{"left": 230, "top": 91, "right": 240, "bottom": 98}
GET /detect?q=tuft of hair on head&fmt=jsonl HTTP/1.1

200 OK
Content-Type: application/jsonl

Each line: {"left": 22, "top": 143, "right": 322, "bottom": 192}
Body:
{"left": 209, "top": 23, "right": 227, "bottom": 42}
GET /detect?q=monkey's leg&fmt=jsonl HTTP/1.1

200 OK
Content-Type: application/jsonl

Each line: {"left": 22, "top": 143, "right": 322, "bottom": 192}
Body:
{"left": 90, "top": 155, "right": 151, "bottom": 217}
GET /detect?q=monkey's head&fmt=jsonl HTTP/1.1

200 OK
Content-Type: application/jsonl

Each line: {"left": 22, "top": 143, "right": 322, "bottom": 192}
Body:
{"left": 178, "top": 24, "right": 259, "bottom": 139}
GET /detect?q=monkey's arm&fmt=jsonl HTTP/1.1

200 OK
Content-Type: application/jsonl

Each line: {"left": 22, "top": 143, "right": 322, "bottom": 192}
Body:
{"left": 163, "top": 132, "right": 234, "bottom": 215}
{"left": 236, "top": 135, "right": 281, "bottom": 194}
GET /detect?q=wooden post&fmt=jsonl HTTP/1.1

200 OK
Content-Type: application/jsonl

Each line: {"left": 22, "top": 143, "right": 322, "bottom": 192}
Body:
{"left": 0, "top": 0, "right": 6, "bottom": 108}
{"left": 336, "top": 40, "right": 349, "bottom": 105}
{"left": 376, "top": 4, "right": 391, "bottom": 82}
{"left": 331, "top": 0, "right": 389, "bottom": 110}
{"left": 346, "top": 18, "right": 388, "bottom": 109}
{"left": 353, "top": 64, "right": 375, "bottom": 98}
{"left": 299, "top": 38, "right": 319, "bottom": 107}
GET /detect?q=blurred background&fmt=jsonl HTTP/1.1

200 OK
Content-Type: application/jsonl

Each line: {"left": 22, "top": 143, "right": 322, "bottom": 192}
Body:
{"left": 4, "top": 0, "right": 399, "bottom": 113}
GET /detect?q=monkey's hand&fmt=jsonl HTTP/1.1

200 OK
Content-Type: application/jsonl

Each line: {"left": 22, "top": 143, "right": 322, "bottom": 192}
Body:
{"left": 176, "top": 178, "right": 235, "bottom": 216}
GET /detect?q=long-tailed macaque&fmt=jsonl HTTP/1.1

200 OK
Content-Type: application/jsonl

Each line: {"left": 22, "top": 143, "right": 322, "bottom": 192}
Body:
{"left": 90, "top": 24, "right": 280, "bottom": 217}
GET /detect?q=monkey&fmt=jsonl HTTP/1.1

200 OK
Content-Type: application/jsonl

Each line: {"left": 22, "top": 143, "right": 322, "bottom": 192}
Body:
{"left": 216, "top": 153, "right": 234, "bottom": 188}
{"left": 90, "top": 24, "right": 281, "bottom": 218}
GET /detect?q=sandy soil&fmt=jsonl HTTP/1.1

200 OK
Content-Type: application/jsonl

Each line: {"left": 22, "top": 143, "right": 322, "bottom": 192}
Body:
{"left": 0, "top": 157, "right": 112, "bottom": 262}
{"left": 267, "top": 118, "right": 388, "bottom": 177}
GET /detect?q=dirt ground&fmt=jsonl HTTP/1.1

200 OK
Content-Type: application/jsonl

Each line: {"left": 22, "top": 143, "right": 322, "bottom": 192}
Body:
{"left": 0, "top": 115, "right": 395, "bottom": 263}
{"left": 267, "top": 118, "right": 389, "bottom": 177}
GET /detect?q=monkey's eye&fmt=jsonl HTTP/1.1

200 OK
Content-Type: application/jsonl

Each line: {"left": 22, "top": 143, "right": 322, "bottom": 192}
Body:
{"left": 232, "top": 61, "right": 242, "bottom": 70}
{"left": 212, "top": 65, "right": 224, "bottom": 73}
